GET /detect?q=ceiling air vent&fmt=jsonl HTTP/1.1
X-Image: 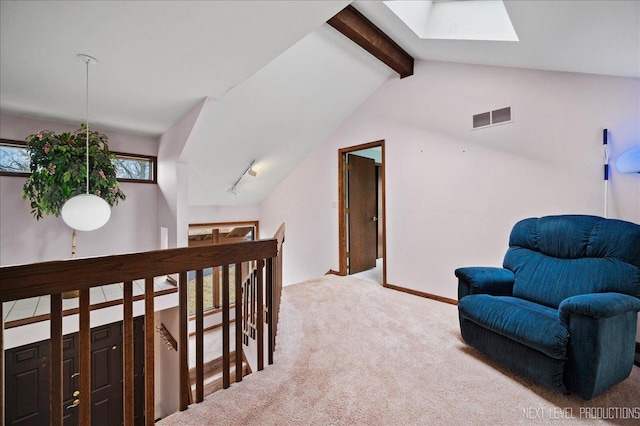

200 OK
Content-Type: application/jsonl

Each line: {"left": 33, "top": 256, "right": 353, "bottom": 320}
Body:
{"left": 473, "top": 106, "right": 512, "bottom": 129}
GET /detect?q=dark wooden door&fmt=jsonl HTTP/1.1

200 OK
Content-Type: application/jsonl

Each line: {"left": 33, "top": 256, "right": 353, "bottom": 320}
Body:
{"left": 92, "top": 318, "right": 145, "bottom": 426}
{"left": 348, "top": 154, "right": 377, "bottom": 274}
{"left": 376, "top": 164, "right": 383, "bottom": 259}
{"left": 3, "top": 334, "right": 78, "bottom": 425}
{"left": 90, "top": 324, "right": 124, "bottom": 426}
{"left": 63, "top": 336, "right": 79, "bottom": 426}
{"left": 5, "top": 317, "right": 144, "bottom": 426}
{"left": 4, "top": 340, "right": 51, "bottom": 425}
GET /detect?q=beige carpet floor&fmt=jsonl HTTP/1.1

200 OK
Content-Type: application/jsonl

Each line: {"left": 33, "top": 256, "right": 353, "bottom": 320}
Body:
{"left": 159, "top": 275, "right": 640, "bottom": 425}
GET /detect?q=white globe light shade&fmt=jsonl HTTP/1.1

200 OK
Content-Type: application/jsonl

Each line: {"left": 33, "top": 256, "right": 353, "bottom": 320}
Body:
{"left": 61, "top": 194, "right": 111, "bottom": 231}
{"left": 616, "top": 147, "right": 640, "bottom": 174}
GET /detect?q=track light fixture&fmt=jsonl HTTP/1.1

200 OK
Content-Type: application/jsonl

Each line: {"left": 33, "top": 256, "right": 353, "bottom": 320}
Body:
{"left": 229, "top": 160, "right": 258, "bottom": 196}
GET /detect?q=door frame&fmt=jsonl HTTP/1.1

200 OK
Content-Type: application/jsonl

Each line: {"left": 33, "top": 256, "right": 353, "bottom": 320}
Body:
{"left": 338, "top": 140, "right": 386, "bottom": 285}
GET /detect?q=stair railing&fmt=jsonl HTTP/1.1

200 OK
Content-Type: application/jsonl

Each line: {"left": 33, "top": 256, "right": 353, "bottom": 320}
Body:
{"left": 0, "top": 223, "right": 285, "bottom": 425}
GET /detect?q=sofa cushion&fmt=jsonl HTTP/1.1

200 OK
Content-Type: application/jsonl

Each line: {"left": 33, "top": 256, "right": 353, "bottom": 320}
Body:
{"left": 458, "top": 294, "right": 568, "bottom": 359}
{"left": 504, "top": 215, "right": 640, "bottom": 308}
{"left": 505, "top": 250, "right": 639, "bottom": 308}
{"left": 507, "top": 215, "right": 640, "bottom": 264}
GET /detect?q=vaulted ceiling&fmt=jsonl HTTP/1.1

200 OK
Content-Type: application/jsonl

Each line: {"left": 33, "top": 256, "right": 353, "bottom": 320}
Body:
{"left": 2, "top": 1, "right": 638, "bottom": 206}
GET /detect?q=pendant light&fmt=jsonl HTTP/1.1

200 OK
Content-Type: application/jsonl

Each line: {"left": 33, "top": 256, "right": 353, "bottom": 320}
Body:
{"left": 60, "top": 54, "right": 111, "bottom": 232}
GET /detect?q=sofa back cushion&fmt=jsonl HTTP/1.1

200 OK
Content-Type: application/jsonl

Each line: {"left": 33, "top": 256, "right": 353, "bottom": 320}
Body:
{"left": 503, "top": 215, "right": 640, "bottom": 308}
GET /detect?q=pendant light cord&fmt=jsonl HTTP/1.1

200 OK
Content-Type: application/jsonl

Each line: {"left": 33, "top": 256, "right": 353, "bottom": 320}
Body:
{"left": 85, "top": 58, "right": 90, "bottom": 195}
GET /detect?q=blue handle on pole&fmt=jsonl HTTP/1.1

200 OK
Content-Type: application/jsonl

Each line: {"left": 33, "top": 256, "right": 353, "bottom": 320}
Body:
{"left": 603, "top": 129, "right": 609, "bottom": 181}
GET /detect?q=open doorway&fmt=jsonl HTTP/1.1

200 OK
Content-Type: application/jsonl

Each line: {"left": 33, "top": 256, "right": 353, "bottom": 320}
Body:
{"left": 338, "top": 140, "right": 386, "bottom": 285}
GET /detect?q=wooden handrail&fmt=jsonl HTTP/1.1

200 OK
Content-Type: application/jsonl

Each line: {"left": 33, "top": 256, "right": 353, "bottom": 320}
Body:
{"left": 270, "top": 223, "right": 285, "bottom": 359}
{"left": 0, "top": 225, "right": 285, "bottom": 425}
{"left": 0, "top": 239, "right": 277, "bottom": 302}
{"left": 274, "top": 222, "right": 285, "bottom": 247}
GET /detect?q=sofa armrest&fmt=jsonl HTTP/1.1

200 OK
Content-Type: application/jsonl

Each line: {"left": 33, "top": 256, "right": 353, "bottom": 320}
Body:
{"left": 455, "top": 267, "right": 514, "bottom": 300}
{"left": 558, "top": 292, "right": 640, "bottom": 399}
{"left": 559, "top": 292, "right": 640, "bottom": 324}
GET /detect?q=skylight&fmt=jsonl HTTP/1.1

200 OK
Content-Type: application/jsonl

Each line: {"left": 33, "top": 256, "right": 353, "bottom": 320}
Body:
{"left": 383, "top": 0, "right": 519, "bottom": 42}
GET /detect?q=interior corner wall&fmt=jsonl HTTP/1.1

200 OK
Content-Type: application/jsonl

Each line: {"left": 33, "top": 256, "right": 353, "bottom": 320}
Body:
{"left": 157, "top": 99, "right": 207, "bottom": 249}
{"left": 259, "top": 60, "right": 640, "bottom": 297}
{"left": 259, "top": 136, "right": 339, "bottom": 285}
{"left": 0, "top": 114, "right": 159, "bottom": 266}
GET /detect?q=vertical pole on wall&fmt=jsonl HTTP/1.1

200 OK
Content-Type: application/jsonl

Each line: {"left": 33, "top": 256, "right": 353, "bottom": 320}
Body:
{"left": 603, "top": 128, "right": 609, "bottom": 218}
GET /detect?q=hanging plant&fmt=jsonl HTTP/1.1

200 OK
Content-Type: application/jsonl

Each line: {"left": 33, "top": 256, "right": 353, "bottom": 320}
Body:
{"left": 22, "top": 124, "right": 126, "bottom": 220}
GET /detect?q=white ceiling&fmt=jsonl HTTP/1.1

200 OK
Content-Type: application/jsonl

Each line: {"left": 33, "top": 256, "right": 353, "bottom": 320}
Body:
{"left": 183, "top": 24, "right": 391, "bottom": 205}
{"left": 356, "top": 0, "right": 640, "bottom": 78}
{"left": 2, "top": 1, "right": 639, "bottom": 206}
{"left": 0, "top": 0, "right": 351, "bottom": 135}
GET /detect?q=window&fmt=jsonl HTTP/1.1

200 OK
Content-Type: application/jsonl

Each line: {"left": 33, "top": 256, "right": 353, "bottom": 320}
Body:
{"left": 0, "top": 139, "right": 156, "bottom": 183}
{"left": 383, "top": 0, "right": 518, "bottom": 42}
{"left": 187, "top": 221, "right": 259, "bottom": 315}
{"left": 112, "top": 152, "right": 157, "bottom": 183}
{"left": 0, "top": 140, "right": 30, "bottom": 175}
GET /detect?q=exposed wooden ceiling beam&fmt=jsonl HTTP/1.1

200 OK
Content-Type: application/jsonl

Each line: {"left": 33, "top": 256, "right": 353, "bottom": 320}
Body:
{"left": 328, "top": 5, "right": 414, "bottom": 78}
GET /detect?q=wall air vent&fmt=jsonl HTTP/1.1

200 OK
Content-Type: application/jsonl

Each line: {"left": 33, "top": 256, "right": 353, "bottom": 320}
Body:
{"left": 473, "top": 112, "right": 491, "bottom": 128}
{"left": 472, "top": 106, "right": 512, "bottom": 129}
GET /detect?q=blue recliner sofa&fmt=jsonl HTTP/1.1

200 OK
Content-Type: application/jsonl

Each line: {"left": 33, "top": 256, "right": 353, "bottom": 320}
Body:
{"left": 456, "top": 215, "right": 640, "bottom": 399}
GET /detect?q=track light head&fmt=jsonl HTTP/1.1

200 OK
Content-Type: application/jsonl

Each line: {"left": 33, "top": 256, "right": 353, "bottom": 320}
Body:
{"left": 229, "top": 160, "right": 258, "bottom": 195}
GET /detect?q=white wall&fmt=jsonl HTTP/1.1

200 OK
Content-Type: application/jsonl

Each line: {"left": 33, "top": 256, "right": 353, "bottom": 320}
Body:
{"left": 189, "top": 204, "right": 259, "bottom": 224}
{"left": 154, "top": 306, "right": 181, "bottom": 420}
{"left": 260, "top": 60, "right": 640, "bottom": 298}
{"left": 0, "top": 114, "right": 160, "bottom": 265}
